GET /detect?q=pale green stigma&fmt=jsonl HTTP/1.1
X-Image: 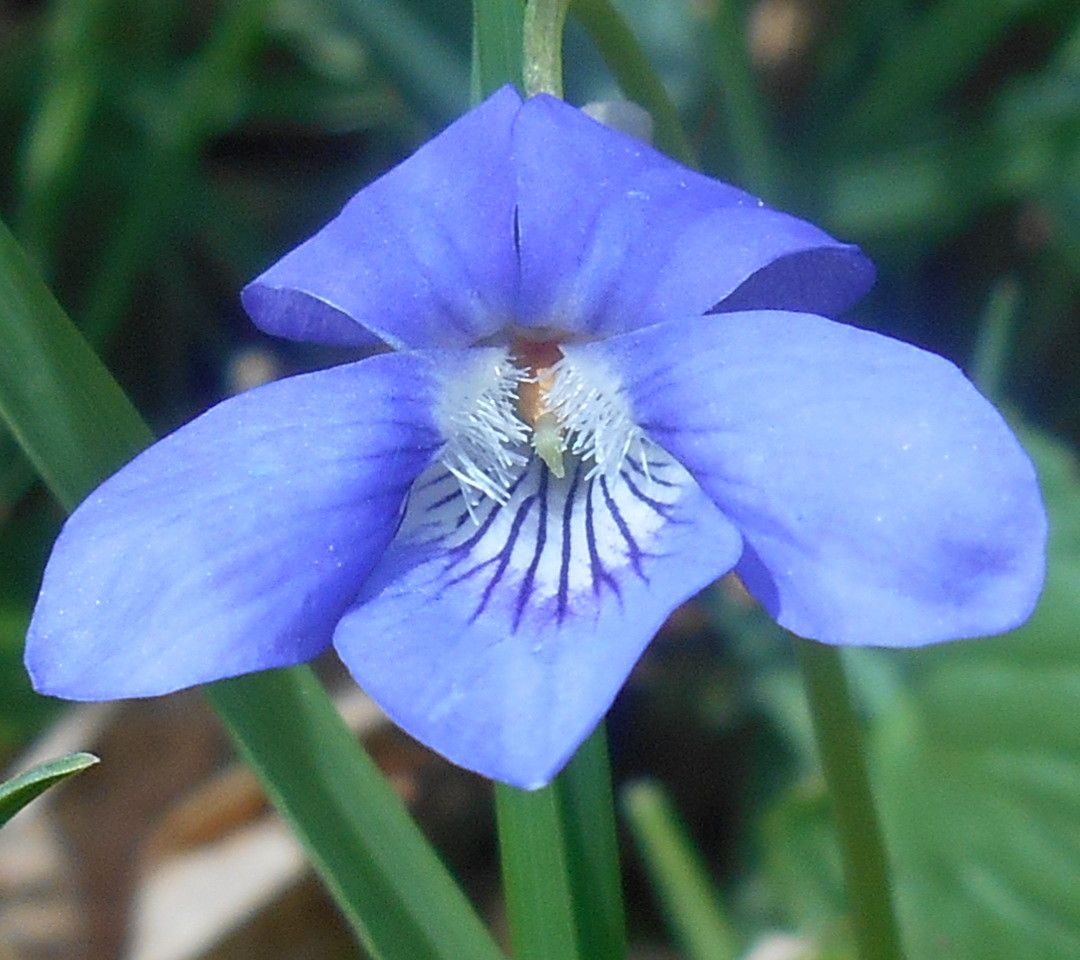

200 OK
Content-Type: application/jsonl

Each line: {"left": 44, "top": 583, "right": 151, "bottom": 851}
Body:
{"left": 532, "top": 411, "right": 565, "bottom": 478}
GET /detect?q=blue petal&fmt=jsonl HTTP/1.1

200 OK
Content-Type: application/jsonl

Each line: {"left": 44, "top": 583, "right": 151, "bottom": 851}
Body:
{"left": 26, "top": 354, "right": 444, "bottom": 699}
{"left": 586, "top": 311, "right": 1047, "bottom": 646}
{"left": 512, "top": 95, "right": 874, "bottom": 337}
{"left": 332, "top": 452, "right": 742, "bottom": 788}
{"left": 241, "top": 86, "right": 522, "bottom": 349}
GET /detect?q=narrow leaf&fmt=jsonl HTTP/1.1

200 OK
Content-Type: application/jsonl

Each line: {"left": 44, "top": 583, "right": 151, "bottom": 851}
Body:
{"left": 15, "top": 0, "right": 111, "bottom": 266}
{"left": 495, "top": 725, "right": 626, "bottom": 960}
{"left": 0, "top": 219, "right": 150, "bottom": 511}
{"left": 0, "top": 752, "right": 98, "bottom": 828}
{"left": 472, "top": 0, "right": 524, "bottom": 98}
{"left": 970, "top": 277, "right": 1020, "bottom": 401}
{"left": 1, "top": 0, "right": 272, "bottom": 516}
{"left": 207, "top": 670, "right": 506, "bottom": 960}
{"left": 622, "top": 780, "right": 740, "bottom": 960}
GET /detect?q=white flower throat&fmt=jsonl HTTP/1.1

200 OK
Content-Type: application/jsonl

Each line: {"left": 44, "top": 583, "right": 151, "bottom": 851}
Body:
{"left": 404, "top": 338, "right": 697, "bottom": 635}
{"left": 437, "top": 340, "right": 650, "bottom": 521}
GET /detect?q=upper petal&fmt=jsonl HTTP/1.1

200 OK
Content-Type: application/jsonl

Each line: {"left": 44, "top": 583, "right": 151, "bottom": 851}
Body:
{"left": 26, "top": 353, "right": 444, "bottom": 699}
{"left": 241, "top": 86, "right": 523, "bottom": 350}
{"left": 512, "top": 95, "right": 874, "bottom": 337}
{"left": 584, "top": 311, "right": 1047, "bottom": 646}
{"left": 333, "top": 452, "right": 742, "bottom": 788}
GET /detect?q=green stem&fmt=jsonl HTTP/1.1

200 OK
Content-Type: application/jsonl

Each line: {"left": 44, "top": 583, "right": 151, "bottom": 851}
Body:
{"left": 495, "top": 724, "right": 626, "bottom": 960}
{"left": 793, "top": 638, "right": 906, "bottom": 960}
{"left": 523, "top": 0, "right": 571, "bottom": 97}
{"left": 481, "top": 12, "right": 626, "bottom": 960}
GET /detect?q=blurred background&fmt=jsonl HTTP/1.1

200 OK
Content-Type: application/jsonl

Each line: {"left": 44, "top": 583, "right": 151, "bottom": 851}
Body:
{"left": 0, "top": 0, "right": 1077, "bottom": 958}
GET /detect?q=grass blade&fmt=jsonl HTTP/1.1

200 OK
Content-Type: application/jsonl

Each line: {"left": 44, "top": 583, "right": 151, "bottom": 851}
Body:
{"left": 0, "top": 219, "right": 150, "bottom": 511}
{"left": 495, "top": 725, "right": 626, "bottom": 960}
{"left": 709, "top": 0, "right": 784, "bottom": 199}
{"left": 622, "top": 780, "right": 739, "bottom": 960}
{"left": 207, "top": 670, "right": 506, "bottom": 960}
{"left": 473, "top": 0, "right": 524, "bottom": 98}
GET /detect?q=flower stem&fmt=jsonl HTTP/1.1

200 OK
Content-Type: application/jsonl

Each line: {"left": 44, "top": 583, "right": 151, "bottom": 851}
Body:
{"left": 792, "top": 638, "right": 906, "bottom": 960}
{"left": 495, "top": 723, "right": 626, "bottom": 960}
{"left": 523, "top": 0, "right": 571, "bottom": 97}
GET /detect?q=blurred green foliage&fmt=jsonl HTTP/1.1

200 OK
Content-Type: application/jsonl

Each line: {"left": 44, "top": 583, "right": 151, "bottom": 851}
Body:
{"left": 0, "top": 0, "right": 1077, "bottom": 957}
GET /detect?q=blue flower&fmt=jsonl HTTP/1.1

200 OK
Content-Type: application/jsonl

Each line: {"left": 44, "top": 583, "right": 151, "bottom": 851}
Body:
{"left": 25, "top": 88, "right": 1046, "bottom": 789}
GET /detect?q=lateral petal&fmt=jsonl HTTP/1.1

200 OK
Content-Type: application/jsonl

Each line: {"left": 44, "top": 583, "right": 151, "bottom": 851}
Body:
{"left": 333, "top": 453, "right": 742, "bottom": 788}
{"left": 585, "top": 311, "right": 1047, "bottom": 646}
{"left": 512, "top": 95, "right": 874, "bottom": 337}
{"left": 241, "top": 86, "right": 522, "bottom": 349}
{"left": 26, "top": 354, "right": 444, "bottom": 699}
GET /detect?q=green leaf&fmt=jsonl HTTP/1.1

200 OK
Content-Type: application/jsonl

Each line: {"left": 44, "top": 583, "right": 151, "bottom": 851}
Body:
{"left": 0, "top": 218, "right": 151, "bottom": 512}
{"left": 78, "top": 0, "right": 270, "bottom": 347}
{"left": 873, "top": 428, "right": 1080, "bottom": 960}
{"left": 763, "top": 777, "right": 847, "bottom": 934}
{"left": 207, "top": 670, "right": 506, "bottom": 960}
{"left": 472, "top": 0, "right": 524, "bottom": 98}
{"left": 495, "top": 725, "right": 626, "bottom": 960}
{"left": 622, "top": 780, "right": 740, "bottom": 960}
{"left": 15, "top": 0, "right": 111, "bottom": 266}
{"left": 0, "top": 215, "right": 505, "bottom": 960}
{"left": 0, "top": 752, "right": 98, "bottom": 828}
{"left": 763, "top": 428, "right": 1080, "bottom": 959}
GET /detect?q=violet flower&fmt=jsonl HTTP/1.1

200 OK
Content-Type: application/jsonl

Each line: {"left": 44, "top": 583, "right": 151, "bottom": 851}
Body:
{"left": 26, "top": 88, "right": 1046, "bottom": 788}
